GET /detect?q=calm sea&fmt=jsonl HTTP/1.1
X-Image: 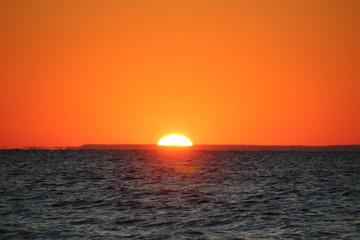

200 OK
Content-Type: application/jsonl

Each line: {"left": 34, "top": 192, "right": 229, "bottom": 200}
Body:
{"left": 1, "top": 150, "right": 359, "bottom": 239}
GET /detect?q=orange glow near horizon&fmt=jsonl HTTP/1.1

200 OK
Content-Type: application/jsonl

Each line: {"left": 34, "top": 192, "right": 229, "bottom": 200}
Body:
{"left": 1, "top": 1, "right": 360, "bottom": 148}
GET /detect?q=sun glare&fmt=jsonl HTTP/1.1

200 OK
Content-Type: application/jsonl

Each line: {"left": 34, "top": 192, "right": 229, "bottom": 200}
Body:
{"left": 157, "top": 134, "right": 193, "bottom": 146}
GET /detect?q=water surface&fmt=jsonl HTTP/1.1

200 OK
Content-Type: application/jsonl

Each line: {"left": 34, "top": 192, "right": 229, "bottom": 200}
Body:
{"left": 1, "top": 150, "right": 359, "bottom": 239}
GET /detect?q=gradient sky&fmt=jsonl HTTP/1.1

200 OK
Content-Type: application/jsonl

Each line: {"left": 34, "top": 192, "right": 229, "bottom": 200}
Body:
{"left": 1, "top": 0, "right": 359, "bottom": 148}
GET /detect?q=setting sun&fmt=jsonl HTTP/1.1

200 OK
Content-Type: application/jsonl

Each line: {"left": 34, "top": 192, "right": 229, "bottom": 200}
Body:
{"left": 157, "top": 134, "right": 193, "bottom": 146}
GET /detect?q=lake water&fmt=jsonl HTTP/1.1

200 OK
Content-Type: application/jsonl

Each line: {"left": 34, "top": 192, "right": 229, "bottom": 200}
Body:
{"left": 1, "top": 150, "right": 359, "bottom": 239}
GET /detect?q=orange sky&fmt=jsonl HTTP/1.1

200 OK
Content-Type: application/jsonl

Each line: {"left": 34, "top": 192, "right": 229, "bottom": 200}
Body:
{"left": 1, "top": 0, "right": 359, "bottom": 148}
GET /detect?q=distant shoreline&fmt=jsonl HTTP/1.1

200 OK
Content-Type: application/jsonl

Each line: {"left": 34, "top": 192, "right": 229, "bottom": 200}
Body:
{"left": 5, "top": 144, "right": 360, "bottom": 151}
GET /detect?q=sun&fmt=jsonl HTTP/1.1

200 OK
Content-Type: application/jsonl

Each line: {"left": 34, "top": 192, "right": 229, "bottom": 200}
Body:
{"left": 157, "top": 134, "right": 193, "bottom": 146}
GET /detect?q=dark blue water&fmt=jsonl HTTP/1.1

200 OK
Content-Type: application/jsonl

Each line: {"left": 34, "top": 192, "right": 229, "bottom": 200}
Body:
{"left": 1, "top": 150, "right": 359, "bottom": 239}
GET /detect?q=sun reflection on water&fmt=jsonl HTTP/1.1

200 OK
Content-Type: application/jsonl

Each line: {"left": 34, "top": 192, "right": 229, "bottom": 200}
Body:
{"left": 155, "top": 148, "right": 202, "bottom": 175}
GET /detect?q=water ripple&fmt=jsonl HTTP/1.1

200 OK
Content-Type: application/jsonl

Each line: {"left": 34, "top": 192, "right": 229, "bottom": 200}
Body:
{"left": 0, "top": 150, "right": 359, "bottom": 239}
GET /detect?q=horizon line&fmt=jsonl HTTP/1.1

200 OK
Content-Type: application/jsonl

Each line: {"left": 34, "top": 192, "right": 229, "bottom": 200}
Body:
{"left": 2, "top": 143, "right": 360, "bottom": 151}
